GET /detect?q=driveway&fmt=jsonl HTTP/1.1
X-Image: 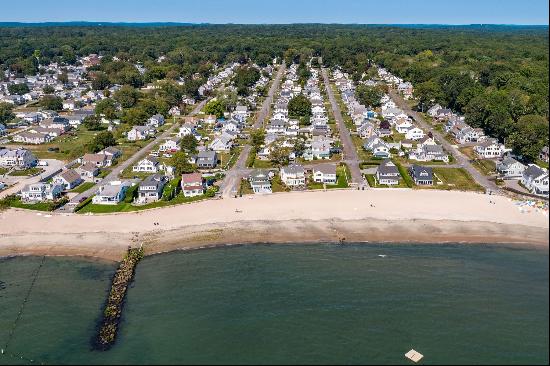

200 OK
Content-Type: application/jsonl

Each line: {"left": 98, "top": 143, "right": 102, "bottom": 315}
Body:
{"left": 321, "top": 68, "right": 367, "bottom": 188}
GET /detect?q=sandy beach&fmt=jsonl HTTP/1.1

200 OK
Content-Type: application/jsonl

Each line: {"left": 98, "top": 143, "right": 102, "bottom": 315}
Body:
{"left": 1, "top": 189, "right": 548, "bottom": 261}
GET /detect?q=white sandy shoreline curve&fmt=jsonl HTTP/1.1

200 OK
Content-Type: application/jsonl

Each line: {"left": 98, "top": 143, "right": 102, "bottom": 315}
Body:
{"left": 1, "top": 190, "right": 548, "bottom": 261}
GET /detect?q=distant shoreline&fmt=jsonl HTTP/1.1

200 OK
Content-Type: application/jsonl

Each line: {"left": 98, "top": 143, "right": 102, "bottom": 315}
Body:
{"left": 0, "top": 22, "right": 547, "bottom": 28}
{"left": 1, "top": 190, "right": 548, "bottom": 262}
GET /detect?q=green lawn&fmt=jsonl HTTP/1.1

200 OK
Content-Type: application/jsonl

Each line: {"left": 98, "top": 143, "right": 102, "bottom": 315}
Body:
{"left": 223, "top": 147, "right": 243, "bottom": 170}
{"left": 271, "top": 175, "right": 289, "bottom": 193}
{"left": 15, "top": 127, "right": 100, "bottom": 160}
{"left": 8, "top": 167, "right": 44, "bottom": 176}
{"left": 431, "top": 168, "right": 484, "bottom": 192}
{"left": 536, "top": 159, "right": 549, "bottom": 169}
{"left": 77, "top": 188, "right": 217, "bottom": 214}
{"left": 70, "top": 182, "right": 96, "bottom": 193}
{"left": 472, "top": 159, "right": 496, "bottom": 176}
{"left": 239, "top": 179, "right": 255, "bottom": 195}
{"left": 307, "top": 164, "right": 350, "bottom": 190}
{"left": 253, "top": 159, "right": 274, "bottom": 169}
{"left": 3, "top": 196, "right": 67, "bottom": 212}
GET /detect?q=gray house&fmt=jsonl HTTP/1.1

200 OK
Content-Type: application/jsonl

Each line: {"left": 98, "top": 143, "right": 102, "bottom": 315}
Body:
{"left": 496, "top": 157, "right": 526, "bottom": 179}
{"left": 196, "top": 150, "right": 218, "bottom": 169}
{"left": 136, "top": 174, "right": 167, "bottom": 203}
{"left": 408, "top": 165, "right": 433, "bottom": 185}
{"left": 376, "top": 159, "right": 401, "bottom": 185}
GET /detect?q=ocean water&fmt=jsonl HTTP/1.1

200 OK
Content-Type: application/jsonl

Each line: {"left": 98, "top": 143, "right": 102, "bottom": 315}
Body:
{"left": 0, "top": 243, "right": 548, "bottom": 365}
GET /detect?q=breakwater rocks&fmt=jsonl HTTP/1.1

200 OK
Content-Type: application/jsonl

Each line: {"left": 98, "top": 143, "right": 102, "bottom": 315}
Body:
{"left": 94, "top": 247, "right": 144, "bottom": 351}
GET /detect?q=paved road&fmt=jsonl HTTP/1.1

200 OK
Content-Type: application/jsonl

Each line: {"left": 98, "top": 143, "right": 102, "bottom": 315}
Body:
{"left": 59, "top": 98, "right": 210, "bottom": 211}
{"left": 321, "top": 68, "right": 366, "bottom": 188}
{"left": 253, "top": 63, "right": 286, "bottom": 129}
{"left": 388, "top": 89, "right": 498, "bottom": 193}
{"left": 0, "top": 159, "right": 65, "bottom": 199}
{"left": 219, "top": 64, "right": 287, "bottom": 198}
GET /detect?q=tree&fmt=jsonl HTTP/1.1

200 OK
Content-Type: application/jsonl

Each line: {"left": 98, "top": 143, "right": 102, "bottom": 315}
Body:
{"left": 0, "top": 102, "right": 15, "bottom": 124}
{"left": 122, "top": 107, "right": 148, "bottom": 126}
{"left": 57, "top": 72, "right": 69, "bottom": 84}
{"left": 288, "top": 94, "right": 312, "bottom": 118}
{"left": 180, "top": 134, "right": 198, "bottom": 153}
{"left": 170, "top": 151, "right": 195, "bottom": 176}
{"left": 356, "top": 85, "right": 384, "bottom": 108}
{"left": 39, "top": 95, "right": 63, "bottom": 111}
{"left": 269, "top": 141, "right": 291, "bottom": 167}
{"left": 114, "top": 85, "right": 141, "bottom": 108}
{"left": 82, "top": 115, "right": 103, "bottom": 131}
{"left": 95, "top": 98, "right": 118, "bottom": 120}
{"left": 91, "top": 72, "right": 110, "bottom": 90}
{"left": 8, "top": 83, "right": 30, "bottom": 95}
{"left": 250, "top": 129, "right": 265, "bottom": 151}
{"left": 88, "top": 131, "right": 116, "bottom": 153}
{"left": 42, "top": 85, "right": 55, "bottom": 94}
{"left": 414, "top": 81, "right": 442, "bottom": 111}
{"left": 508, "top": 115, "right": 549, "bottom": 162}
{"left": 293, "top": 137, "right": 307, "bottom": 157}
{"left": 204, "top": 99, "right": 225, "bottom": 119}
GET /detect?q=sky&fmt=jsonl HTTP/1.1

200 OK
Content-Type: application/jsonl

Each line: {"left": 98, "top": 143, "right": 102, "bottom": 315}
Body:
{"left": 1, "top": 0, "right": 548, "bottom": 24}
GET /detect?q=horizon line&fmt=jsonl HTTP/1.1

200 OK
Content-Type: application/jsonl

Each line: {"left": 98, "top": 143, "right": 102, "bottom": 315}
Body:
{"left": 0, "top": 21, "right": 548, "bottom": 26}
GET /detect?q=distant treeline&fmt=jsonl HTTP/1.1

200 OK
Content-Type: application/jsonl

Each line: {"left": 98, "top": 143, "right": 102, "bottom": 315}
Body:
{"left": 0, "top": 24, "right": 547, "bottom": 160}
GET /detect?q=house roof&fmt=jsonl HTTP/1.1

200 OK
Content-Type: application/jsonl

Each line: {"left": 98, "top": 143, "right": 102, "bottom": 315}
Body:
{"left": 59, "top": 169, "right": 81, "bottom": 184}
{"left": 377, "top": 159, "right": 399, "bottom": 175}
{"left": 83, "top": 153, "right": 107, "bottom": 163}
{"left": 524, "top": 164, "right": 548, "bottom": 179}
{"left": 282, "top": 164, "right": 305, "bottom": 175}
{"left": 313, "top": 164, "right": 337, "bottom": 175}
{"left": 139, "top": 174, "right": 166, "bottom": 190}
{"left": 79, "top": 162, "right": 98, "bottom": 172}
{"left": 409, "top": 165, "right": 433, "bottom": 180}
{"left": 181, "top": 172, "right": 202, "bottom": 184}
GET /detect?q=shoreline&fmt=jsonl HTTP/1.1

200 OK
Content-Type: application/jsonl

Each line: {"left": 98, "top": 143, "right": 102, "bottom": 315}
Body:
{"left": 1, "top": 190, "right": 548, "bottom": 261}
{"left": 1, "top": 218, "right": 548, "bottom": 262}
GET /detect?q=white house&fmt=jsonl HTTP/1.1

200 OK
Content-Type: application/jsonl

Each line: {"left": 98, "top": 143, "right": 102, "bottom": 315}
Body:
{"left": 0, "top": 148, "right": 37, "bottom": 168}
{"left": 312, "top": 164, "right": 337, "bottom": 184}
{"left": 363, "top": 136, "right": 391, "bottom": 158}
{"left": 128, "top": 125, "right": 156, "bottom": 141}
{"left": 181, "top": 172, "right": 204, "bottom": 197}
{"left": 132, "top": 157, "right": 160, "bottom": 173}
{"left": 496, "top": 157, "right": 526, "bottom": 179}
{"left": 53, "top": 169, "right": 83, "bottom": 190}
{"left": 521, "top": 164, "right": 549, "bottom": 197}
{"left": 159, "top": 137, "right": 181, "bottom": 153}
{"left": 474, "top": 139, "right": 506, "bottom": 159}
{"left": 209, "top": 135, "right": 233, "bottom": 152}
{"left": 20, "top": 183, "right": 63, "bottom": 202}
{"left": 147, "top": 114, "right": 165, "bottom": 128}
{"left": 405, "top": 127, "right": 425, "bottom": 141}
{"left": 280, "top": 164, "right": 306, "bottom": 187}
{"left": 248, "top": 169, "right": 272, "bottom": 194}
{"left": 178, "top": 123, "right": 196, "bottom": 138}
{"left": 92, "top": 181, "right": 131, "bottom": 205}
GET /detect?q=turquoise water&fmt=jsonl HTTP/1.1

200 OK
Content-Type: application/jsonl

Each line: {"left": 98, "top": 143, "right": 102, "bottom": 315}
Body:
{"left": 0, "top": 243, "right": 548, "bottom": 365}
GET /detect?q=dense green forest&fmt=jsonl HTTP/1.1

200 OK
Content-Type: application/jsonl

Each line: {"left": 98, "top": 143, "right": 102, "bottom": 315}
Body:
{"left": 0, "top": 24, "right": 547, "bottom": 160}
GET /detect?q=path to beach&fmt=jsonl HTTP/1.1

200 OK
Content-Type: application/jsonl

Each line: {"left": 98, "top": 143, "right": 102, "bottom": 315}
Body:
{"left": 0, "top": 190, "right": 548, "bottom": 261}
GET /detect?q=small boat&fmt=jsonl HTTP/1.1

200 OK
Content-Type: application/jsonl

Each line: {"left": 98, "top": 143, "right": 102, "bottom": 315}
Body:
{"left": 405, "top": 349, "right": 423, "bottom": 363}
